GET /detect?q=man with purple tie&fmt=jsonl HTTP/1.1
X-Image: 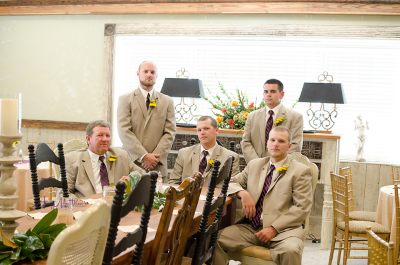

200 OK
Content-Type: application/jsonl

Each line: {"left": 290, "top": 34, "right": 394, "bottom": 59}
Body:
{"left": 169, "top": 116, "right": 239, "bottom": 186}
{"left": 241, "top": 79, "right": 303, "bottom": 164}
{"left": 213, "top": 127, "right": 312, "bottom": 265}
{"left": 60, "top": 120, "right": 144, "bottom": 198}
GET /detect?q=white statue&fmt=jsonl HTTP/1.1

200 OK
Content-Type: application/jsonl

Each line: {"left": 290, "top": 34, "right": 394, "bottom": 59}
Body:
{"left": 354, "top": 115, "right": 369, "bottom": 162}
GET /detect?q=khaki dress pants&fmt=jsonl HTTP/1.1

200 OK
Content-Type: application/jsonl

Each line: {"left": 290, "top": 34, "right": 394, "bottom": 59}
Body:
{"left": 213, "top": 223, "right": 304, "bottom": 265}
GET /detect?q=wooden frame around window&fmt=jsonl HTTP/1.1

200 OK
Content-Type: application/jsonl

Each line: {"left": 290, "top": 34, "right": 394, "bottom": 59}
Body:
{"left": 102, "top": 23, "right": 400, "bottom": 123}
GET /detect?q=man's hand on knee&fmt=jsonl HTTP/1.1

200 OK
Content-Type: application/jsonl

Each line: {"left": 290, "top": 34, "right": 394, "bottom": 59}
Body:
{"left": 237, "top": 190, "right": 256, "bottom": 219}
{"left": 254, "top": 227, "right": 278, "bottom": 243}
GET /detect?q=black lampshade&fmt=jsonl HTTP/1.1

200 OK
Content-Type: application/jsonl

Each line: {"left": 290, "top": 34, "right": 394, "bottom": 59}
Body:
{"left": 160, "top": 78, "right": 204, "bottom": 98}
{"left": 298, "top": 83, "right": 346, "bottom": 104}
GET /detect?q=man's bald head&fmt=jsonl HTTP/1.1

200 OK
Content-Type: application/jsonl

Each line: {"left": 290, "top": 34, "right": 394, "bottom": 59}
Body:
{"left": 138, "top": 61, "right": 158, "bottom": 72}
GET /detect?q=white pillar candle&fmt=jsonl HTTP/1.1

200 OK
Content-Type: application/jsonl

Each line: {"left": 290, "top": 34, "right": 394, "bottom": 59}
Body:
{"left": 0, "top": 98, "right": 18, "bottom": 136}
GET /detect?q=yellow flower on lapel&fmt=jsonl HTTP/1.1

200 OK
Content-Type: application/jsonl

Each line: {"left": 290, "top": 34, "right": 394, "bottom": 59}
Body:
{"left": 207, "top": 159, "right": 214, "bottom": 166}
{"left": 274, "top": 115, "right": 287, "bottom": 126}
{"left": 276, "top": 165, "right": 289, "bottom": 174}
{"left": 149, "top": 99, "right": 157, "bottom": 107}
{"left": 109, "top": 155, "right": 117, "bottom": 162}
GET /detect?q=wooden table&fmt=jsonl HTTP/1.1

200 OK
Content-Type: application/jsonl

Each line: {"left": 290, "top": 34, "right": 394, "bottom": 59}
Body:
{"left": 14, "top": 187, "right": 235, "bottom": 265}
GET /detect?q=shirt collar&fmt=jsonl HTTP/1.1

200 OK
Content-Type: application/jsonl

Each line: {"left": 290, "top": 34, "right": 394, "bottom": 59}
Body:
{"left": 200, "top": 142, "right": 217, "bottom": 157}
{"left": 266, "top": 103, "right": 282, "bottom": 116}
{"left": 268, "top": 156, "right": 287, "bottom": 171}
{"left": 87, "top": 149, "right": 106, "bottom": 163}
{"left": 139, "top": 86, "right": 154, "bottom": 99}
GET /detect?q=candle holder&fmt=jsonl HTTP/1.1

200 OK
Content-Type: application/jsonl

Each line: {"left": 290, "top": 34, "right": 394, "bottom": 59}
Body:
{"left": 0, "top": 134, "right": 26, "bottom": 240}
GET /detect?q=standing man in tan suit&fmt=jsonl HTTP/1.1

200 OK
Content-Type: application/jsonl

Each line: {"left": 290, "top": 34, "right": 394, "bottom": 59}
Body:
{"left": 213, "top": 127, "right": 312, "bottom": 265}
{"left": 117, "top": 61, "right": 176, "bottom": 177}
{"left": 169, "top": 116, "right": 240, "bottom": 186}
{"left": 60, "top": 120, "right": 144, "bottom": 198}
{"left": 242, "top": 79, "right": 303, "bottom": 163}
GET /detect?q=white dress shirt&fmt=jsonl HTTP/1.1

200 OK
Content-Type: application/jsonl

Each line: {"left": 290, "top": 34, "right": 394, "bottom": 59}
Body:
{"left": 200, "top": 143, "right": 217, "bottom": 162}
{"left": 87, "top": 149, "right": 107, "bottom": 194}
{"left": 265, "top": 103, "right": 282, "bottom": 123}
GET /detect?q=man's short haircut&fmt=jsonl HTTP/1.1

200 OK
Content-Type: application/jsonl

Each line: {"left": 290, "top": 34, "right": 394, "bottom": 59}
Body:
{"left": 264, "top": 79, "right": 284, "bottom": 92}
{"left": 86, "top": 120, "right": 110, "bottom": 137}
{"left": 270, "top": 126, "right": 292, "bottom": 143}
{"left": 138, "top": 61, "right": 158, "bottom": 72}
{"left": 197, "top": 116, "right": 218, "bottom": 129}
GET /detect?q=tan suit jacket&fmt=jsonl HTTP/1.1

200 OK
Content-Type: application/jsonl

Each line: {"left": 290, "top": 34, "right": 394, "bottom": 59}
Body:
{"left": 241, "top": 105, "right": 303, "bottom": 163}
{"left": 60, "top": 147, "right": 144, "bottom": 198}
{"left": 117, "top": 87, "right": 176, "bottom": 176}
{"left": 169, "top": 144, "right": 240, "bottom": 187}
{"left": 228, "top": 156, "right": 312, "bottom": 241}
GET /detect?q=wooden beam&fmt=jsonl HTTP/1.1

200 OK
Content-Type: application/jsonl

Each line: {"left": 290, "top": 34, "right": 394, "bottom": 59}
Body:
{"left": 22, "top": 119, "right": 88, "bottom": 131}
{"left": 2, "top": 2, "right": 400, "bottom": 15}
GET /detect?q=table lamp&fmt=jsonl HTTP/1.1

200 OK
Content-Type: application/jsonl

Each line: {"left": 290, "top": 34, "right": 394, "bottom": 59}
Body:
{"left": 160, "top": 68, "right": 204, "bottom": 128}
{"left": 298, "top": 72, "right": 346, "bottom": 133}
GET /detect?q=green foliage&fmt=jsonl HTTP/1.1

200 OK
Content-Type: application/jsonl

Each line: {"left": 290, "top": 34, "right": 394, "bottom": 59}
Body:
{"left": 0, "top": 208, "right": 67, "bottom": 265}
{"left": 201, "top": 74, "right": 265, "bottom": 130}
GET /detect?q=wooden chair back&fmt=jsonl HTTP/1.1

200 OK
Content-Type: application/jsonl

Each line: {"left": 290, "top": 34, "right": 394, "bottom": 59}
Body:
{"left": 391, "top": 165, "right": 400, "bottom": 185}
{"left": 148, "top": 172, "right": 205, "bottom": 265}
{"left": 27, "top": 141, "right": 55, "bottom": 155}
{"left": 394, "top": 184, "right": 400, "bottom": 263}
{"left": 229, "top": 141, "right": 235, "bottom": 152}
{"left": 339, "top": 166, "right": 354, "bottom": 212}
{"left": 102, "top": 172, "right": 158, "bottom": 265}
{"left": 330, "top": 172, "right": 349, "bottom": 228}
{"left": 192, "top": 156, "right": 234, "bottom": 265}
{"left": 47, "top": 200, "right": 111, "bottom": 265}
{"left": 367, "top": 226, "right": 395, "bottom": 265}
{"left": 28, "top": 142, "right": 69, "bottom": 210}
{"left": 190, "top": 138, "right": 196, "bottom": 146}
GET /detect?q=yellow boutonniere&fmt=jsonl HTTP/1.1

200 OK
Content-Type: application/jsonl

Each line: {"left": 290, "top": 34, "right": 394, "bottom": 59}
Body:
{"left": 274, "top": 115, "right": 287, "bottom": 126}
{"left": 207, "top": 159, "right": 214, "bottom": 165}
{"left": 276, "top": 165, "right": 289, "bottom": 174}
{"left": 149, "top": 99, "right": 157, "bottom": 107}
{"left": 13, "top": 141, "right": 20, "bottom": 146}
{"left": 109, "top": 155, "right": 117, "bottom": 162}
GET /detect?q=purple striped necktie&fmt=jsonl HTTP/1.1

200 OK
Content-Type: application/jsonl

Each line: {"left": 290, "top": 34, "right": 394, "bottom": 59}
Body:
{"left": 265, "top": 110, "right": 274, "bottom": 147}
{"left": 251, "top": 164, "right": 275, "bottom": 229}
{"left": 99, "top": 156, "right": 110, "bottom": 187}
{"left": 146, "top": 93, "right": 150, "bottom": 110}
{"left": 198, "top": 150, "right": 209, "bottom": 175}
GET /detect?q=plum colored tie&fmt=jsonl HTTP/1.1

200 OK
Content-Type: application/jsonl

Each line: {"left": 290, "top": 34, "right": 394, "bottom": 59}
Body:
{"left": 99, "top": 156, "right": 109, "bottom": 187}
{"left": 146, "top": 93, "right": 150, "bottom": 110}
{"left": 265, "top": 110, "right": 274, "bottom": 147}
{"left": 198, "top": 150, "right": 209, "bottom": 175}
{"left": 251, "top": 164, "right": 275, "bottom": 229}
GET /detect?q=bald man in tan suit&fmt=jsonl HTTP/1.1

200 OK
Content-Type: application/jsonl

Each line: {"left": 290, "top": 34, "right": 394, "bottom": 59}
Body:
{"left": 213, "top": 127, "right": 312, "bottom": 265}
{"left": 117, "top": 61, "right": 176, "bottom": 177}
{"left": 169, "top": 116, "right": 240, "bottom": 186}
{"left": 242, "top": 79, "right": 303, "bottom": 163}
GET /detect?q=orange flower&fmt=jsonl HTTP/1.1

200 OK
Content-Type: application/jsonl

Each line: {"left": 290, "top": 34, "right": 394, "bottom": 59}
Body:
{"left": 248, "top": 102, "right": 254, "bottom": 108}
{"left": 222, "top": 108, "right": 227, "bottom": 113}
{"left": 228, "top": 119, "right": 235, "bottom": 126}
{"left": 244, "top": 112, "right": 249, "bottom": 119}
{"left": 231, "top": 100, "right": 238, "bottom": 106}
{"left": 216, "top": 116, "right": 223, "bottom": 124}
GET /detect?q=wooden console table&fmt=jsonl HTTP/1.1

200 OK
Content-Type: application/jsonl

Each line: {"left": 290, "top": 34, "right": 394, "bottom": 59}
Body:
{"left": 168, "top": 127, "right": 340, "bottom": 250}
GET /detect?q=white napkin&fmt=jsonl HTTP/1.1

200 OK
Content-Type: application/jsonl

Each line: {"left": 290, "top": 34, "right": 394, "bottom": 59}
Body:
{"left": 73, "top": 211, "right": 83, "bottom": 220}
{"left": 81, "top": 198, "right": 102, "bottom": 205}
{"left": 199, "top": 195, "right": 217, "bottom": 201}
{"left": 28, "top": 212, "right": 47, "bottom": 220}
{"left": 118, "top": 225, "right": 157, "bottom": 233}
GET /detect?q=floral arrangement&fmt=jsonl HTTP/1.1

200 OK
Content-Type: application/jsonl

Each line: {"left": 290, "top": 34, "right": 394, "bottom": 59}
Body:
{"left": 0, "top": 208, "right": 66, "bottom": 264}
{"left": 201, "top": 76, "right": 265, "bottom": 130}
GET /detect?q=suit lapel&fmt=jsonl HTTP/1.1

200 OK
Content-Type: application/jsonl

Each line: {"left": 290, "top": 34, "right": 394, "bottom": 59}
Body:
{"left": 106, "top": 151, "right": 115, "bottom": 184}
{"left": 82, "top": 152, "right": 97, "bottom": 191}
{"left": 144, "top": 90, "right": 159, "bottom": 128}
{"left": 204, "top": 144, "right": 221, "bottom": 177}
{"left": 268, "top": 157, "right": 291, "bottom": 193}
{"left": 256, "top": 158, "right": 270, "bottom": 200}
{"left": 191, "top": 145, "right": 202, "bottom": 174}
{"left": 258, "top": 108, "right": 267, "bottom": 152}
{"left": 274, "top": 105, "right": 287, "bottom": 128}
{"left": 134, "top": 87, "right": 148, "bottom": 119}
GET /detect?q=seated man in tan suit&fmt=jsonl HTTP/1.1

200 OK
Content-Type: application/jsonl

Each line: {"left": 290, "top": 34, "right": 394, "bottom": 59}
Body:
{"left": 169, "top": 116, "right": 240, "bottom": 186}
{"left": 213, "top": 127, "right": 312, "bottom": 265}
{"left": 117, "top": 61, "right": 176, "bottom": 178}
{"left": 59, "top": 120, "right": 144, "bottom": 198}
{"left": 242, "top": 79, "right": 303, "bottom": 163}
